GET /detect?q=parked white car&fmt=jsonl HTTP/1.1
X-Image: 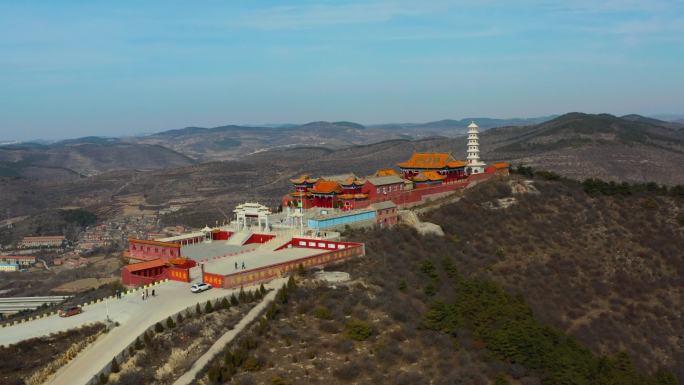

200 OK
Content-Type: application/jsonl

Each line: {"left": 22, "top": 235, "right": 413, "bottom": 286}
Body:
{"left": 190, "top": 283, "right": 212, "bottom": 293}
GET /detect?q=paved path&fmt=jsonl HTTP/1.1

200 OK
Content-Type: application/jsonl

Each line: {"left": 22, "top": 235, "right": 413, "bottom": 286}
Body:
{"left": 43, "top": 281, "right": 252, "bottom": 385}
{"left": 172, "top": 278, "right": 286, "bottom": 385}
{"left": 0, "top": 281, "right": 229, "bottom": 347}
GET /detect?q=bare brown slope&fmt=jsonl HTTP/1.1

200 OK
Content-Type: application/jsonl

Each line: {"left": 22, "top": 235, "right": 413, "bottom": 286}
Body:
{"left": 0, "top": 141, "right": 195, "bottom": 179}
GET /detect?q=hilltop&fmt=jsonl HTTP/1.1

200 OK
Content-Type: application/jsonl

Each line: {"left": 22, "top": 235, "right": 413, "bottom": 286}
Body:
{"left": 183, "top": 175, "right": 682, "bottom": 385}
{"left": 484, "top": 113, "right": 684, "bottom": 184}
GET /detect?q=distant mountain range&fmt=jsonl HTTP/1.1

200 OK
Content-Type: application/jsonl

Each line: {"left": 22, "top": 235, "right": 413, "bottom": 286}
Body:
{"left": 3, "top": 113, "right": 683, "bottom": 182}
{"left": 368, "top": 116, "right": 556, "bottom": 131}
{"left": 1, "top": 112, "right": 683, "bottom": 227}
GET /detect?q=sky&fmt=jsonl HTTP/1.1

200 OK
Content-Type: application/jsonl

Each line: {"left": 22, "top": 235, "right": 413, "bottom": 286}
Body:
{"left": 1, "top": 0, "right": 683, "bottom": 141}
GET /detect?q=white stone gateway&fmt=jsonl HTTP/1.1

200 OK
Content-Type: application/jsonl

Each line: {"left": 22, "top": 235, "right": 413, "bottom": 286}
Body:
{"left": 234, "top": 203, "right": 271, "bottom": 232}
{"left": 466, "top": 121, "right": 487, "bottom": 174}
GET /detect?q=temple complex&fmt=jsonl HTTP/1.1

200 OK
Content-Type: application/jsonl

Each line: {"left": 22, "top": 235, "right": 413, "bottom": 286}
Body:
{"left": 282, "top": 122, "right": 509, "bottom": 211}
{"left": 120, "top": 121, "right": 509, "bottom": 290}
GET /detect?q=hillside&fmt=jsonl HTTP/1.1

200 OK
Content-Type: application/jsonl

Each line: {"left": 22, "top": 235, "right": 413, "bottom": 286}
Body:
{"left": 483, "top": 113, "right": 684, "bottom": 185}
{"left": 128, "top": 121, "right": 406, "bottom": 162}
{"left": 0, "top": 139, "right": 195, "bottom": 179}
{"left": 183, "top": 176, "right": 681, "bottom": 385}
{"left": 1, "top": 112, "right": 682, "bottom": 234}
{"left": 127, "top": 117, "right": 555, "bottom": 162}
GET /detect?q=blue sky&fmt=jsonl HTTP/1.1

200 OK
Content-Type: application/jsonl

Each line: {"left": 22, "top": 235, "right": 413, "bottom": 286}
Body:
{"left": 1, "top": 0, "right": 683, "bottom": 141}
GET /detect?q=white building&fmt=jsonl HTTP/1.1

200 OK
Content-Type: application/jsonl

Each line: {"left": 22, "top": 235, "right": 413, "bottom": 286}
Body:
{"left": 0, "top": 263, "right": 19, "bottom": 272}
{"left": 466, "top": 121, "right": 487, "bottom": 174}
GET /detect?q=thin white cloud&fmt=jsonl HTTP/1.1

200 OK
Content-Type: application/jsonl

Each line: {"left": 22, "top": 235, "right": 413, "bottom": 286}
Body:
{"left": 237, "top": 2, "right": 446, "bottom": 29}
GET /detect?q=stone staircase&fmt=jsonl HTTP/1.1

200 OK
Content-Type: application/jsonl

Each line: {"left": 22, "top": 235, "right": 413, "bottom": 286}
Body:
{"left": 226, "top": 230, "right": 252, "bottom": 246}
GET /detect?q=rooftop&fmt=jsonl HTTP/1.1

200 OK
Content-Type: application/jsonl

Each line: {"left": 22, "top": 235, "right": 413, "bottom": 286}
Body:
{"left": 181, "top": 242, "right": 249, "bottom": 261}
{"left": 397, "top": 152, "right": 465, "bottom": 169}
{"left": 369, "top": 201, "right": 397, "bottom": 210}
{"left": 124, "top": 259, "right": 167, "bottom": 273}
{"left": 205, "top": 246, "right": 320, "bottom": 276}
{"left": 365, "top": 175, "right": 405, "bottom": 186}
{"left": 310, "top": 180, "right": 343, "bottom": 194}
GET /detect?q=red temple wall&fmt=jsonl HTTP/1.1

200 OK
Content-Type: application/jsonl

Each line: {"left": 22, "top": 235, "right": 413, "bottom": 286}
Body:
{"left": 168, "top": 267, "right": 191, "bottom": 282}
{"left": 284, "top": 168, "right": 503, "bottom": 211}
{"left": 212, "top": 231, "right": 232, "bottom": 241}
{"left": 219, "top": 244, "right": 364, "bottom": 289}
{"left": 121, "top": 267, "right": 169, "bottom": 286}
{"left": 244, "top": 233, "right": 276, "bottom": 245}
{"left": 128, "top": 241, "right": 181, "bottom": 262}
{"left": 203, "top": 272, "right": 225, "bottom": 287}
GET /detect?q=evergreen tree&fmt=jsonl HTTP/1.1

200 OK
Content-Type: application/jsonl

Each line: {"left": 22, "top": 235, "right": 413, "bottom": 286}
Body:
{"left": 238, "top": 286, "right": 247, "bottom": 302}
{"left": 166, "top": 316, "right": 176, "bottom": 328}
{"left": 221, "top": 297, "right": 230, "bottom": 309}
{"left": 205, "top": 300, "right": 214, "bottom": 313}
{"left": 230, "top": 293, "right": 239, "bottom": 306}
{"left": 134, "top": 336, "right": 144, "bottom": 350}
{"left": 287, "top": 275, "right": 297, "bottom": 290}
{"left": 196, "top": 302, "right": 202, "bottom": 315}
{"left": 154, "top": 322, "right": 164, "bottom": 333}
{"left": 110, "top": 357, "right": 120, "bottom": 373}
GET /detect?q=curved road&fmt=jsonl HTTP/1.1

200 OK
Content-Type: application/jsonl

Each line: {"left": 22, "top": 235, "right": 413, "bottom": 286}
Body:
{"left": 1, "top": 280, "right": 250, "bottom": 385}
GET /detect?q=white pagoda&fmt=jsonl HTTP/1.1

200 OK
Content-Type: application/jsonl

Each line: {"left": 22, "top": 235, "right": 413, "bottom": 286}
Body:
{"left": 466, "top": 121, "right": 486, "bottom": 174}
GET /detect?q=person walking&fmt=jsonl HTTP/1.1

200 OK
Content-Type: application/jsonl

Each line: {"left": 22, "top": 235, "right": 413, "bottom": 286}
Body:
{"left": 141, "top": 291, "right": 145, "bottom": 301}
{"left": 235, "top": 261, "right": 238, "bottom": 270}
{"left": 146, "top": 288, "right": 149, "bottom": 298}
{"left": 241, "top": 261, "right": 245, "bottom": 270}
{"left": 152, "top": 289, "right": 155, "bottom": 297}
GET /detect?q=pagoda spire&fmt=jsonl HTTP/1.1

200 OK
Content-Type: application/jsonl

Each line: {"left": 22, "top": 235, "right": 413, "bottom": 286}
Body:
{"left": 466, "top": 121, "right": 486, "bottom": 174}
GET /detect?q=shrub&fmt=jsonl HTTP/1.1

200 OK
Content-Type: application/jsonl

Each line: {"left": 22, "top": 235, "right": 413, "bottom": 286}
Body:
{"left": 154, "top": 322, "right": 164, "bottom": 333}
{"left": 345, "top": 319, "right": 372, "bottom": 341}
{"left": 259, "top": 283, "right": 267, "bottom": 296}
{"left": 313, "top": 306, "right": 332, "bottom": 320}
{"left": 166, "top": 316, "right": 176, "bottom": 329}
{"left": 134, "top": 337, "right": 144, "bottom": 350}
{"left": 177, "top": 312, "right": 184, "bottom": 323}
{"left": 98, "top": 372, "right": 108, "bottom": 384}
{"left": 110, "top": 357, "right": 119, "bottom": 373}
{"left": 221, "top": 297, "right": 230, "bottom": 309}
{"left": 333, "top": 361, "right": 360, "bottom": 381}
{"left": 243, "top": 356, "right": 263, "bottom": 371}
{"left": 270, "top": 375, "right": 290, "bottom": 385}
{"left": 266, "top": 302, "right": 279, "bottom": 320}
{"left": 276, "top": 288, "right": 289, "bottom": 304}
{"left": 287, "top": 275, "right": 297, "bottom": 290}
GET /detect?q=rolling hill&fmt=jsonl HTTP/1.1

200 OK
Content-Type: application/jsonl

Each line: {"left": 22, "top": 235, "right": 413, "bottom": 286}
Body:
{"left": 0, "top": 139, "right": 195, "bottom": 180}
{"left": 1, "top": 112, "right": 682, "bottom": 228}
{"left": 126, "top": 117, "right": 556, "bottom": 162}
